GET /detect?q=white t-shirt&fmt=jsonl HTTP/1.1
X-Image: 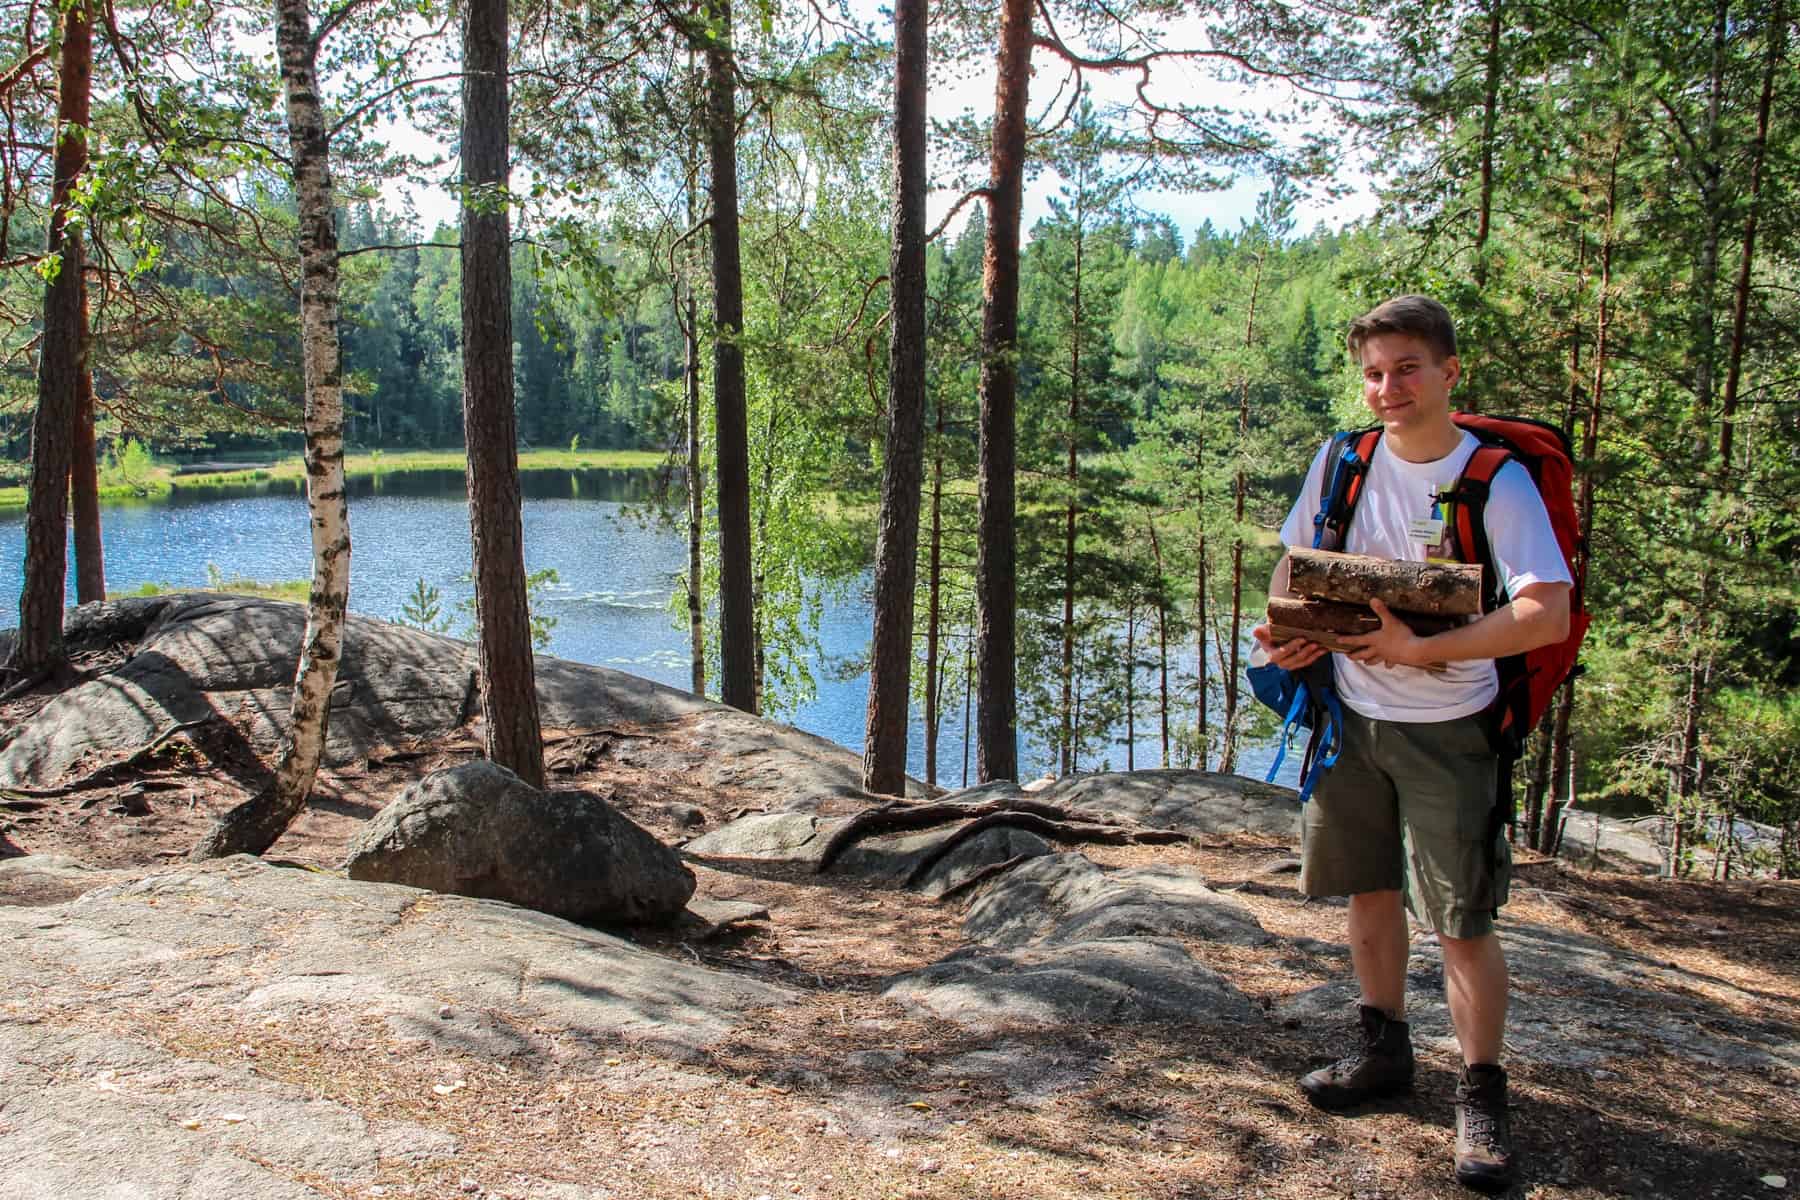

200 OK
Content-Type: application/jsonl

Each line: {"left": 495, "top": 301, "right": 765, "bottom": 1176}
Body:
{"left": 1278, "top": 430, "right": 1573, "bottom": 723}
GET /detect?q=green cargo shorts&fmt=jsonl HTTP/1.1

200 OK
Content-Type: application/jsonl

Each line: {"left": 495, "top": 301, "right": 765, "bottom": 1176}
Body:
{"left": 1298, "top": 705, "right": 1510, "bottom": 939}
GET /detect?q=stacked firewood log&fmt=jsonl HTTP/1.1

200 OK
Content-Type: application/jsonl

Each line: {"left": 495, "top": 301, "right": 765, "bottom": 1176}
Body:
{"left": 1266, "top": 548, "right": 1483, "bottom": 653}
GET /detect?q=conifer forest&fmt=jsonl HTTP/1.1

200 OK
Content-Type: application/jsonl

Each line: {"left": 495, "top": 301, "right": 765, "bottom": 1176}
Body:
{"left": 1, "top": 0, "right": 1795, "bottom": 872}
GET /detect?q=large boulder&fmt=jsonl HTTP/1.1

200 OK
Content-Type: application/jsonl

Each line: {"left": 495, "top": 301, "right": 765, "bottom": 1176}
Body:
{"left": 344, "top": 761, "right": 694, "bottom": 924}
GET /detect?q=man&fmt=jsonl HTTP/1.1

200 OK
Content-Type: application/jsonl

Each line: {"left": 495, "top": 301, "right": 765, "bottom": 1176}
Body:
{"left": 1252, "top": 295, "right": 1571, "bottom": 1193}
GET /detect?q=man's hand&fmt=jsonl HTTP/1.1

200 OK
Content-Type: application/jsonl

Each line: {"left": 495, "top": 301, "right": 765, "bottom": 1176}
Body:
{"left": 1253, "top": 620, "right": 1327, "bottom": 671}
{"left": 1340, "top": 598, "right": 1428, "bottom": 669}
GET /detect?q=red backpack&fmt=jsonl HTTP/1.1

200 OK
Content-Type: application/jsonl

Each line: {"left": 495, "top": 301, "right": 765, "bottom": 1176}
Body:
{"left": 1326, "top": 412, "right": 1591, "bottom": 756}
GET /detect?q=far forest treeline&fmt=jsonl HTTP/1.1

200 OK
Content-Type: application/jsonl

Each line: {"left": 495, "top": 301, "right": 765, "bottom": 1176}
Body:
{"left": 0, "top": 0, "right": 1794, "bottom": 875}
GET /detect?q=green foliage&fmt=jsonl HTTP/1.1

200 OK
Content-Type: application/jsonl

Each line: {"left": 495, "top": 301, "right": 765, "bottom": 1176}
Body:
{"left": 451, "top": 568, "right": 561, "bottom": 652}
{"left": 100, "top": 439, "right": 157, "bottom": 493}
{"left": 398, "top": 578, "right": 453, "bottom": 635}
{"left": 110, "top": 567, "right": 310, "bottom": 603}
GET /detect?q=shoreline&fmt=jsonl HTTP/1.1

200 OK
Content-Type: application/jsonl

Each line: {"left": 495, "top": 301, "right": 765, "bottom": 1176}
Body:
{"left": 0, "top": 446, "right": 666, "bottom": 510}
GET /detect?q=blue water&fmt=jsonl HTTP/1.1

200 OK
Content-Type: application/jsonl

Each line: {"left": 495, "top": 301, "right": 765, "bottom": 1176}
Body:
{"left": 0, "top": 470, "right": 1294, "bottom": 788}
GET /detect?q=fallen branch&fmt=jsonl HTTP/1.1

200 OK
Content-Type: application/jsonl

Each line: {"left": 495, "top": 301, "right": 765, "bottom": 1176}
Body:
{"left": 902, "top": 812, "right": 1187, "bottom": 888}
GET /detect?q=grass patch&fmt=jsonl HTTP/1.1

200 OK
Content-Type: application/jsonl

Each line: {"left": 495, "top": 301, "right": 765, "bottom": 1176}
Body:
{"left": 172, "top": 447, "right": 664, "bottom": 494}
{"left": 111, "top": 569, "right": 310, "bottom": 603}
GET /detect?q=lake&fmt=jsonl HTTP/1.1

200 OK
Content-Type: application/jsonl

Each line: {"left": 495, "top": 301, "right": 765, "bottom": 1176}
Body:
{"left": 0, "top": 468, "right": 1296, "bottom": 788}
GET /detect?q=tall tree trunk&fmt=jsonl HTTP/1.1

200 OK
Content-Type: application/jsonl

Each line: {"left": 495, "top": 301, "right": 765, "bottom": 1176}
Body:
{"left": 924, "top": 419, "right": 944, "bottom": 788}
{"left": 961, "top": 623, "right": 974, "bottom": 788}
{"left": 1718, "top": 0, "right": 1784, "bottom": 468}
{"left": 973, "top": 0, "right": 1030, "bottom": 782}
{"left": 1546, "top": 130, "right": 1621, "bottom": 863}
{"left": 753, "top": 405, "right": 775, "bottom": 714}
{"left": 1564, "top": 231, "right": 1586, "bottom": 435}
{"left": 686, "top": 283, "right": 705, "bottom": 696}
{"left": 862, "top": 0, "right": 928, "bottom": 796}
{"left": 1148, "top": 516, "right": 1170, "bottom": 767}
{"left": 10, "top": 0, "right": 92, "bottom": 679}
{"left": 1059, "top": 221, "right": 1084, "bottom": 776}
{"left": 192, "top": 0, "right": 349, "bottom": 858}
{"left": 71, "top": 284, "right": 103, "bottom": 604}
{"left": 1124, "top": 598, "right": 1136, "bottom": 772}
{"left": 1472, "top": 0, "right": 1503, "bottom": 300}
{"left": 460, "top": 0, "right": 543, "bottom": 788}
{"left": 685, "top": 46, "right": 706, "bottom": 700}
{"left": 1193, "top": 522, "right": 1208, "bottom": 767}
{"left": 706, "top": 0, "right": 756, "bottom": 713}
{"left": 1690, "top": 0, "right": 1729, "bottom": 423}
{"left": 1523, "top": 724, "right": 1551, "bottom": 848}
{"left": 1219, "top": 251, "right": 1264, "bottom": 774}
{"left": 1539, "top": 676, "right": 1575, "bottom": 854}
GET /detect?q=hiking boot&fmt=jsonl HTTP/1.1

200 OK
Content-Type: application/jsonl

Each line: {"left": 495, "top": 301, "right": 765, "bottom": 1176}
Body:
{"left": 1299, "top": 1004, "right": 1415, "bottom": 1110}
{"left": 1454, "top": 1063, "right": 1516, "bottom": 1193}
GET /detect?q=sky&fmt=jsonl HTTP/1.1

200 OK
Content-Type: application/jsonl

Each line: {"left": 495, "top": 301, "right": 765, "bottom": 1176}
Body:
{"left": 381, "top": 6, "right": 1381, "bottom": 249}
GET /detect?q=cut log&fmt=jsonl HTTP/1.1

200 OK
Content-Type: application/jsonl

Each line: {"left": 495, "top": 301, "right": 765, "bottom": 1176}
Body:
{"left": 1287, "top": 548, "right": 1482, "bottom": 616}
{"left": 1266, "top": 597, "right": 1460, "bottom": 654}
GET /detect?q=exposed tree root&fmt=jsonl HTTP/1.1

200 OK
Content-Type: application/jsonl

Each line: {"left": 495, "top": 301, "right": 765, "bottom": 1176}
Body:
{"left": 933, "top": 854, "right": 1029, "bottom": 903}
{"left": 902, "top": 811, "right": 1186, "bottom": 888}
{"left": 815, "top": 796, "right": 1178, "bottom": 876}
{"left": 0, "top": 717, "right": 215, "bottom": 798}
{"left": 0, "top": 667, "right": 53, "bottom": 704}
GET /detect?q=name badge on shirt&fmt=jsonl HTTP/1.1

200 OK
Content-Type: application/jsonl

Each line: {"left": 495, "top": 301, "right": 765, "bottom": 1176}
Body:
{"left": 1408, "top": 514, "right": 1445, "bottom": 544}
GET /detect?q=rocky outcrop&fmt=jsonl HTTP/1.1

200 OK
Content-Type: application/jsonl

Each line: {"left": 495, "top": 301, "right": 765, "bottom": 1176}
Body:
{"left": 0, "top": 595, "right": 903, "bottom": 809}
{"left": 884, "top": 936, "right": 1257, "bottom": 1030}
{"left": 344, "top": 761, "right": 694, "bottom": 924}
{"left": 960, "top": 853, "right": 1271, "bottom": 948}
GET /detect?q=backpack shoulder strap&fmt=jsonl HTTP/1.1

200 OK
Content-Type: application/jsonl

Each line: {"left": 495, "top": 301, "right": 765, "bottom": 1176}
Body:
{"left": 1450, "top": 443, "right": 1514, "bottom": 610}
{"left": 1313, "top": 427, "right": 1383, "bottom": 550}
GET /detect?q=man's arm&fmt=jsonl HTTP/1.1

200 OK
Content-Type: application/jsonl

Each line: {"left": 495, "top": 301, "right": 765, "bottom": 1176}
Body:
{"left": 1340, "top": 581, "right": 1571, "bottom": 669}
{"left": 1251, "top": 553, "right": 1330, "bottom": 671}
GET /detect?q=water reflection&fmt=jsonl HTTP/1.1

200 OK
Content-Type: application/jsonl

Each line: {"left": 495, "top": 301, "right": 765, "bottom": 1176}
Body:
{"left": 165, "top": 467, "right": 660, "bottom": 506}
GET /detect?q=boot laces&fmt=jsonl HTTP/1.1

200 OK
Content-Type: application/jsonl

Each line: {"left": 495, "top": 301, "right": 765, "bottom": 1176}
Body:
{"left": 1460, "top": 1092, "right": 1507, "bottom": 1149}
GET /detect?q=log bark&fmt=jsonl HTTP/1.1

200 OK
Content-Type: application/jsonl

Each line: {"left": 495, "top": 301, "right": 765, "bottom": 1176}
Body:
{"left": 1286, "top": 548, "right": 1482, "bottom": 616}
{"left": 1266, "top": 597, "right": 1459, "bottom": 653}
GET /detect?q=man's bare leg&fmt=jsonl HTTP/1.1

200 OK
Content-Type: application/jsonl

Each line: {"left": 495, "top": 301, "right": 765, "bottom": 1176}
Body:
{"left": 1348, "top": 888, "right": 1409, "bottom": 1017}
{"left": 1301, "top": 888, "right": 1416, "bottom": 1109}
{"left": 1441, "top": 931, "right": 1508, "bottom": 1065}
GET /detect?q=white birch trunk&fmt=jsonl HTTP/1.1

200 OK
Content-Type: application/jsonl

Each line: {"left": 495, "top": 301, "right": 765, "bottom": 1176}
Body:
{"left": 192, "top": 0, "right": 347, "bottom": 858}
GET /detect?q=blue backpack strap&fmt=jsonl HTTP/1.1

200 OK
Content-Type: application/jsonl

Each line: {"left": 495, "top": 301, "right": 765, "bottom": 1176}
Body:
{"left": 1296, "top": 687, "right": 1345, "bottom": 803}
{"left": 1313, "top": 428, "right": 1381, "bottom": 551}
{"left": 1264, "top": 678, "right": 1313, "bottom": 783}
